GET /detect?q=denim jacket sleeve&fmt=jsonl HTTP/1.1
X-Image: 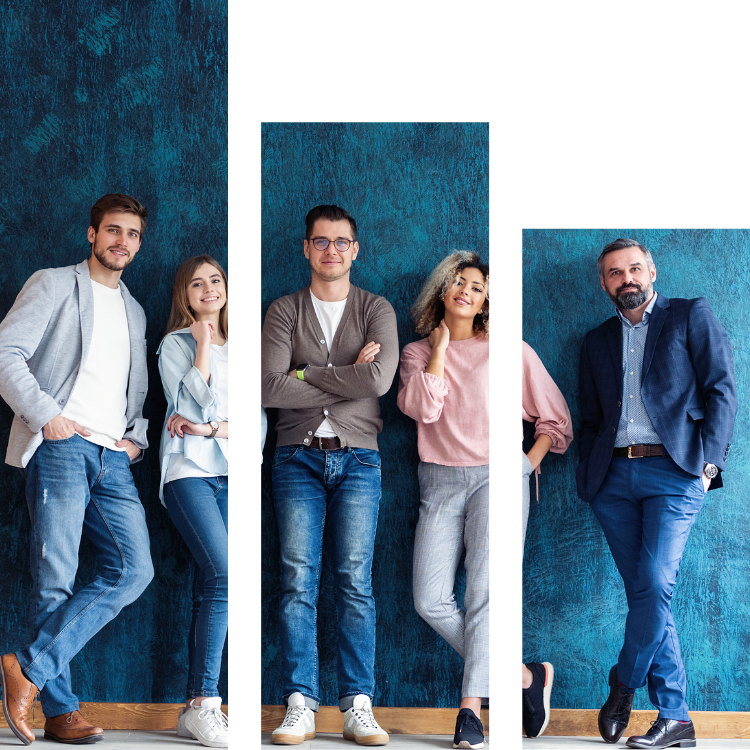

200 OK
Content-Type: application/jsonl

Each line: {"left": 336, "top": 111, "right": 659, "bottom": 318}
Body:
{"left": 158, "top": 333, "right": 218, "bottom": 424}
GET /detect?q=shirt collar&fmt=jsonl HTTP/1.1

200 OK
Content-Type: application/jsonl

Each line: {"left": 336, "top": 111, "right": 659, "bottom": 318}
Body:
{"left": 616, "top": 291, "right": 658, "bottom": 328}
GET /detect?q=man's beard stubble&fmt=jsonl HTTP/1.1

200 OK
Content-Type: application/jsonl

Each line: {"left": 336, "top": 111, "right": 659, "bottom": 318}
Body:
{"left": 611, "top": 282, "right": 650, "bottom": 311}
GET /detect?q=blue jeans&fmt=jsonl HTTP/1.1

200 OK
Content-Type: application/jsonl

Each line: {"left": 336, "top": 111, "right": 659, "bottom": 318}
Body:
{"left": 590, "top": 456, "right": 705, "bottom": 721}
{"left": 18, "top": 435, "right": 154, "bottom": 717}
{"left": 272, "top": 445, "right": 381, "bottom": 712}
{"left": 164, "top": 476, "right": 228, "bottom": 699}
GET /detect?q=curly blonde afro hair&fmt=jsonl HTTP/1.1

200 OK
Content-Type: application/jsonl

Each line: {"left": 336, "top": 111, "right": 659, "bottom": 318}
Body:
{"left": 410, "top": 251, "right": 489, "bottom": 337}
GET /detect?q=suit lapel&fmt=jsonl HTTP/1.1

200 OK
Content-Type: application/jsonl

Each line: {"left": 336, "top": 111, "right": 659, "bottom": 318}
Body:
{"left": 603, "top": 316, "right": 623, "bottom": 391}
{"left": 642, "top": 294, "right": 670, "bottom": 385}
{"left": 75, "top": 260, "right": 94, "bottom": 367}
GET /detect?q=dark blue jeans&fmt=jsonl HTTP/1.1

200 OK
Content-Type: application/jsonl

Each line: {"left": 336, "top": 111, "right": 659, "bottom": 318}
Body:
{"left": 272, "top": 445, "right": 381, "bottom": 712}
{"left": 164, "top": 476, "right": 228, "bottom": 699}
{"left": 19, "top": 435, "right": 153, "bottom": 717}
{"left": 590, "top": 456, "right": 705, "bottom": 720}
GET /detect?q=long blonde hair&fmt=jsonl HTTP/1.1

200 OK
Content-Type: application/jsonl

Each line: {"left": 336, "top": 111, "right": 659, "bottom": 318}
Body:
{"left": 411, "top": 251, "right": 489, "bottom": 336}
{"left": 165, "top": 255, "right": 228, "bottom": 340}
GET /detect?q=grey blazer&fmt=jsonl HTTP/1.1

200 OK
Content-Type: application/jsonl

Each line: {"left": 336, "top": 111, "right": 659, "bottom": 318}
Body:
{"left": 0, "top": 259, "right": 148, "bottom": 467}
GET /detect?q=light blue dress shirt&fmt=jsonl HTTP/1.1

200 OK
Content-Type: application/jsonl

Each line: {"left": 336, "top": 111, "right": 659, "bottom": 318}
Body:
{"left": 614, "top": 292, "right": 662, "bottom": 447}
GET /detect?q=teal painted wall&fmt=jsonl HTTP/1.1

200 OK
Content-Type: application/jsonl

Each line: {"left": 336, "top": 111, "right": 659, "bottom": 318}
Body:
{"left": 0, "top": 2, "right": 228, "bottom": 703}
{"left": 261, "top": 122, "right": 489, "bottom": 707}
{"left": 522, "top": 229, "right": 750, "bottom": 711}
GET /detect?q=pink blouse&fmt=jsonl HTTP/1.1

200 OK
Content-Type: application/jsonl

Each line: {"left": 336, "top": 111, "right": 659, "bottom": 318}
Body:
{"left": 397, "top": 335, "right": 488, "bottom": 466}
{"left": 522, "top": 341, "right": 573, "bottom": 452}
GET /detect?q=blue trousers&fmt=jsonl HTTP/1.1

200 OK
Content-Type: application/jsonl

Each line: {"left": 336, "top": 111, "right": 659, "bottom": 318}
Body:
{"left": 272, "top": 445, "right": 381, "bottom": 712}
{"left": 590, "top": 456, "right": 704, "bottom": 720}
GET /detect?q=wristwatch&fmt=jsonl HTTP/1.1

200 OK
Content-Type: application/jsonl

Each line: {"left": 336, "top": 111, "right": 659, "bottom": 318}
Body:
{"left": 295, "top": 363, "right": 310, "bottom": 381}
{"left": 208, "top": 421, "right": 219, "bottom": 438}
{"left": 703, "top": 462, "right": 718, "bottom": 480}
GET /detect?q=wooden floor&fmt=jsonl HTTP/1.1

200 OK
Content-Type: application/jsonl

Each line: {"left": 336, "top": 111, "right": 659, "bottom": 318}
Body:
{"left": 0, "top": 702, "right": 227, "bottom": 730}
{"left": 544, "top": 709, "right": 750, "bottom": 739}
{"left": 261, "top": 705, "right": 490, "bottom": 735}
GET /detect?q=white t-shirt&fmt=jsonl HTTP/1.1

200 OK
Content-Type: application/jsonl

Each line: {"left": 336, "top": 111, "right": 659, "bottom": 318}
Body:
{"left": 165, "top": 340, "right": 228, "bottom": 482}
{"left": 63, "top": 279, "right": 130, "bottom": 450}
{"left": 310, "top": 290, "right": 347, "bottom": 438}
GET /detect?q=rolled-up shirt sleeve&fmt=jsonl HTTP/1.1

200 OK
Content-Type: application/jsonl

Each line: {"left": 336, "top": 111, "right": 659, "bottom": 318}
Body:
{"left": 397, "top": 342, "right": 450, "bottom": 424}
{"left": 522, "top": 341, "right": 573, "bottom": 453}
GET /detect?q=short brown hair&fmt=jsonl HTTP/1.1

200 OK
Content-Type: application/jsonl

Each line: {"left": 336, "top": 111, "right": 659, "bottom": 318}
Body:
{"left": 90, "top": 194, "right": 148, "bottom": 234}
{"left": 165, "top": 255, "right": 228, "bottom": 341}
{"left": 305, "top": 205, "right": 357, "bottom": 241}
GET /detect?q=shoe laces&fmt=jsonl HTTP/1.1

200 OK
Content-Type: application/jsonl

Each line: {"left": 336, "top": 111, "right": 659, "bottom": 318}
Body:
{"left": 281, "top": 705, "right": 307, "bottom": 727}
{"left": 197, "top": 705, "right": 229, "bottom": 732}
{"left": 351, "top": 705, "right": 379, "bottom": 729}
{"left": 457, "top": 711, "right": 483, "bottom": 734}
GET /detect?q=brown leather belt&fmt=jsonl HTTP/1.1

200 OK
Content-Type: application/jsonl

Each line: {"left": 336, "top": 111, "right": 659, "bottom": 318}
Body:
{"left": 613, "top": 444, "right": 667, "bottom": 459}
{"left": 306, "top": 436, "right": 342, "bottom": 450}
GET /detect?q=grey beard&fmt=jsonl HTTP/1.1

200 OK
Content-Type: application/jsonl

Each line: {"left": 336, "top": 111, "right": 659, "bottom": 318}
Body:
{"left": 615, "top": 287, "right": 648, "bottom": 310}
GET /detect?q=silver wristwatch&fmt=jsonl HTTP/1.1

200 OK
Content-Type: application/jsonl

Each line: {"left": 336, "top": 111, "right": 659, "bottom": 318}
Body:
{"left": 703, "top": 463, "right": 718, "bottom": 480}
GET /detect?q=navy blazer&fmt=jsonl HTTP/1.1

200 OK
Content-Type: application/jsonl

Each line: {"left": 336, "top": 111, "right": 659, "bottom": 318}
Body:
{"left": 576, "top": 293, "right": 737, "bottom": 503}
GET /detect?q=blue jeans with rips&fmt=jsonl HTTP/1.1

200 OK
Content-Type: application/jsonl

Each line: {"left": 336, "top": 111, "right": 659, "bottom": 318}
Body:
{"left": 164, "top": 476, "right": 228, "bottom": 699}
{"left": 590, "top": 456, "right": 705, "bottom": 721}
{"left": 18, "top": 435, "right": 154, "bottom": 718}
{"left": 272, "top": 445, "right": 381, "bottom": 712}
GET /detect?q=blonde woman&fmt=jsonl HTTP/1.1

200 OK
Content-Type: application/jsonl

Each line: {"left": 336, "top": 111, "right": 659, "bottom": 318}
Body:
{"left": 397, "top": 251, "right": 489, "bottom": 750}
{"left": 158, "top": 255, "right": 229, "bottom": 747}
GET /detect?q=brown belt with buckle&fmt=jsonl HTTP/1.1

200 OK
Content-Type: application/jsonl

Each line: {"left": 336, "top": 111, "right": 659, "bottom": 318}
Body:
{"left": 307, "top": 436, "right": 342, "bottom": 450}
{"left": 613, "top": 444, "right": 667, "bottom": 459}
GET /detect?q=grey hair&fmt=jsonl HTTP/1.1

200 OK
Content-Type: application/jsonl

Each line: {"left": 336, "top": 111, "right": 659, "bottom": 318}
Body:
{"left": 597, "top": 238, "right": 654, "bottom": 277}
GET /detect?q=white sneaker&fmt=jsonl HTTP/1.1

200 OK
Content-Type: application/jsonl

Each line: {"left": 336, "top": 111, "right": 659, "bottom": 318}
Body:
{"left": 272, "top": 692, "right": 316, "bottom": 745}
{"left": 184, "top": 697, "right": 228, "bottom": 748}
{"left": 176, "top": 706, "right": 196, "bottom": 739}
{"left": 343, "top": 695, "right": 389, "bottom": 746}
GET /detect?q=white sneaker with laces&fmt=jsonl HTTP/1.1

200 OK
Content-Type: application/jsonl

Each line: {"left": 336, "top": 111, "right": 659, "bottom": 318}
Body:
{"left": 176, "top": 706, "right": 195, "bottom": 738}
{"left": 343, "top": 694, "right": 389, "bottom": 746}
{"left": 271, "top": 692, "right": 316, "bottom": 745}
{"left": 184, "top": 697, "right": 229, "bottom": 748}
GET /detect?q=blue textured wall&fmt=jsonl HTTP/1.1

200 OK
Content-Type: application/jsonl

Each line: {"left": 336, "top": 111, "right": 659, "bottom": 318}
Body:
{"left": 261, "top": 122, "right": 489, "bottom": 707}
{"left": 522, "top": 229, "right": 750, "bottom": 711}
{"left": 0, "top": 2, "right": 227, "bottom": 702}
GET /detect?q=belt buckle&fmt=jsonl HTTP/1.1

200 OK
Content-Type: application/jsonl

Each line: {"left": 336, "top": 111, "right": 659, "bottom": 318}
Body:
{"left": 628, "top": 445, "right": 643, "bottom": 459}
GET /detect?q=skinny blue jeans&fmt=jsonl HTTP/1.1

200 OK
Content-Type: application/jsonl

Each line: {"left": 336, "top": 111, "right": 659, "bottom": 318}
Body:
{"left": 590, "top": 456, "right": 704, "bottom": 721}
{"left": 164, "top": 476, "right": 228, "bottom": 699}
{"left": 19, "top": 435, "right": 154, "bottom": 718}
{"left": 272, "top": 445, "right": 381, "bottom": 712}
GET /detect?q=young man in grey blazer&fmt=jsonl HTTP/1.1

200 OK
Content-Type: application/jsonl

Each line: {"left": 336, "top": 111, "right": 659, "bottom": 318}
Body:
{"left": 262, "top": 205, "right": 398, "bottom": 746}
{"left": 0, "top": 194, "right": 153, "bottom": 746}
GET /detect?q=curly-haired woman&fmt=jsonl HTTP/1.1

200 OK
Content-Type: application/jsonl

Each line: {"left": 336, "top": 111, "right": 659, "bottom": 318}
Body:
{"left": 397, "top": 251, "right": 489, "bottom": 750}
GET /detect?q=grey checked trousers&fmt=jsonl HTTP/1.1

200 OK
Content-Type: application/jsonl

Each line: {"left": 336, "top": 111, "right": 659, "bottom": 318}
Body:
{"left": 412, "top": 461, "right": 489, "bottom": 699}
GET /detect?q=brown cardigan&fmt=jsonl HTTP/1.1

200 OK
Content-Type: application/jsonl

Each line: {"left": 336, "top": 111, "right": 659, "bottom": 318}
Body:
{"left": 261, "top": 285, "right": 399, "bottom": 450}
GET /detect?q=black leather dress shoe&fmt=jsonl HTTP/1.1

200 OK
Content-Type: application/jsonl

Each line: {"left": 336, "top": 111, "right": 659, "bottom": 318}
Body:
{"left": 598, "top": 665, "right": 635, "bottom": 743}
{"left": 626, "top": 718, "right": 696, "bottom": 748}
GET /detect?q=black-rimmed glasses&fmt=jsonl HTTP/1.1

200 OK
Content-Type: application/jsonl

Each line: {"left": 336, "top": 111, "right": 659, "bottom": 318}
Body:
{"left": 309, "top": 237, "right": 355, "bottom": 252}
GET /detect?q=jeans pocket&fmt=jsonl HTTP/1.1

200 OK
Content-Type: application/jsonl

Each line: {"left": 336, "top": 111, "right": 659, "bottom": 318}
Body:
{"left": 43, "top": 433, "right": 78, "bottom": 444}
{"left": 351, "top": 448, "right": 381, "bottom": 468}
{"left": 272, "top": 445, "right": 301, "bottom": 469}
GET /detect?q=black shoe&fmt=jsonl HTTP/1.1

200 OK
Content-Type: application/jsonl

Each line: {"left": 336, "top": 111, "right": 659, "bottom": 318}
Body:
{"left": 598, "top": 665, "right": 635, "bottom": 743}
{"left": 522, "top": 661, "right": 554, "bottom": 738}
{"left": 626, "top": 718, "right": 696, "bottom": 748}
{"left": 453, "top": 708, "right": 484, "bottom": 749}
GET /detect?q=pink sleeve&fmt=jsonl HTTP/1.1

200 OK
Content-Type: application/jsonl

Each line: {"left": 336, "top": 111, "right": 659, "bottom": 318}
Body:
{"left": 397, "top": 343, "right": 450, "bottom": 424}
{"left": 522, "top": 341, "right": 573, "bottom": 453}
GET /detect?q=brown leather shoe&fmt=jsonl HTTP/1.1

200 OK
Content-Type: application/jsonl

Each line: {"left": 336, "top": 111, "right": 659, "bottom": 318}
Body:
{"left": 43, "top": 710, "right": 104, "bottom": 744}
{"left": 0, "top": 653, "right": 38, "bottom": 745}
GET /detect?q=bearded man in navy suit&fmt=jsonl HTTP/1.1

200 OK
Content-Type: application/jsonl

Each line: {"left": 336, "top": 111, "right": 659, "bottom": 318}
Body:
{"left": 577, "top": 238, "right": 737, "bottom": 750}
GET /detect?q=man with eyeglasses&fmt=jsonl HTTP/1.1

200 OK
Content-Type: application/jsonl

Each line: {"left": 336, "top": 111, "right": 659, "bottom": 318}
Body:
{"left": 262, "top": 205, "right": 398, "bottom": 746}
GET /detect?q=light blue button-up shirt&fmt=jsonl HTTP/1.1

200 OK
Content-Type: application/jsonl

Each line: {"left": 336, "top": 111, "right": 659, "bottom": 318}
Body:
{"left": 614, "top": 292, "right": 662, "bottom": 447}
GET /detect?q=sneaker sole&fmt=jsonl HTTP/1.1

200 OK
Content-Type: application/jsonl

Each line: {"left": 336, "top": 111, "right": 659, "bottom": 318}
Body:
{"left": 343, "top": 730, "right": 390, "bottom": 745}
{"left": 272, "top": 732, "right": 316, "bottom": 744}
{"left": 536, "top": 661, "right": 554, "bottom": 738}
{"left": 453, "top": 741, "right": 485, "bottom": 749}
